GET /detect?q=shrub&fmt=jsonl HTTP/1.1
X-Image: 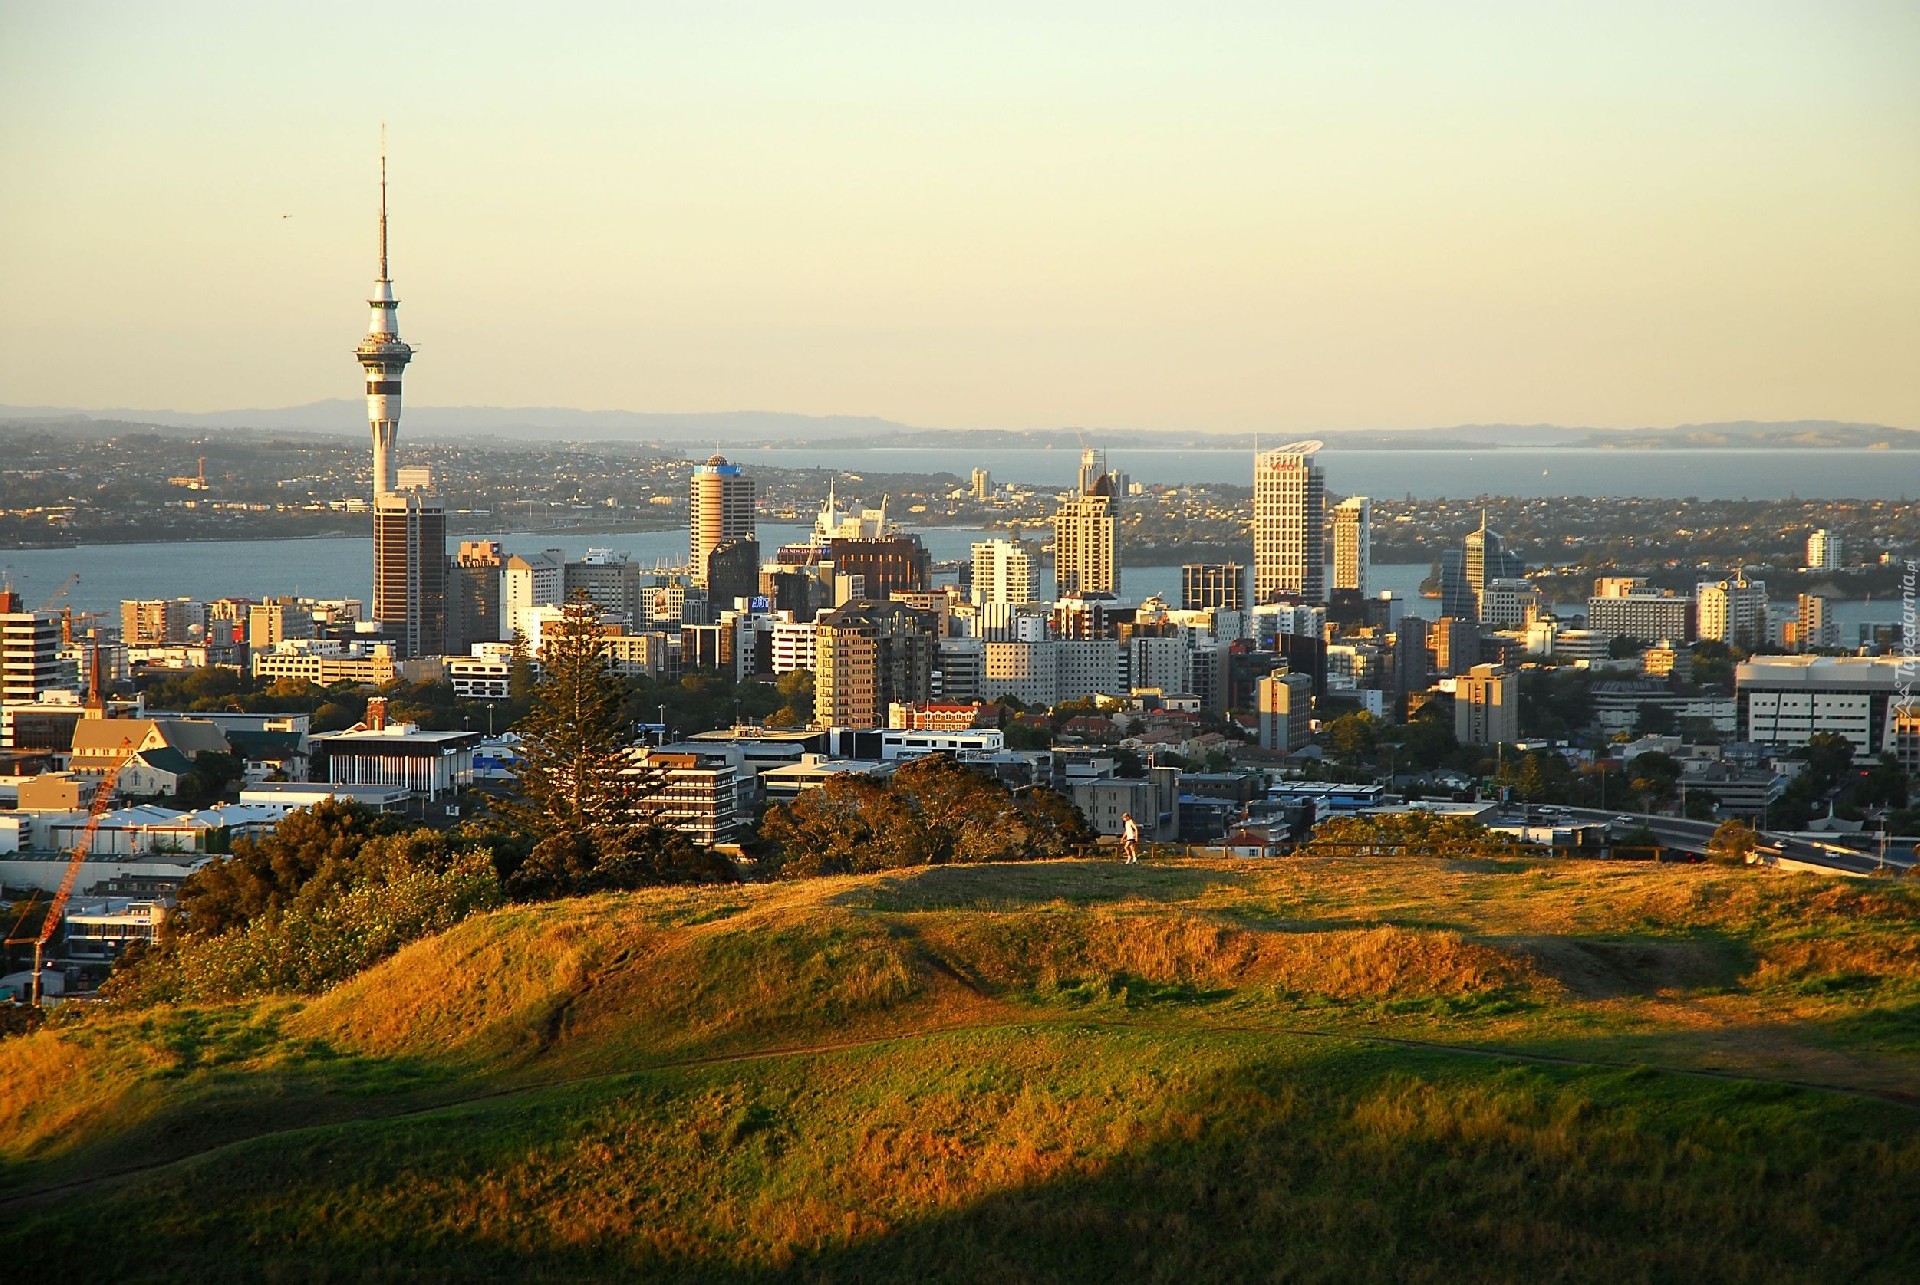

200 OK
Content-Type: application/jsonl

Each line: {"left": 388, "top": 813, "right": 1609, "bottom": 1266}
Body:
{"left": 105, "top": 850, "right": 503, "bottom": 1004}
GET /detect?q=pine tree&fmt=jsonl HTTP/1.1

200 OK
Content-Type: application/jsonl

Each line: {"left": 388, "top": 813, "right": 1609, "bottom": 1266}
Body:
{"left": 493, "top": 595, "right": 732, "bottom": 896}
{"left": 498, "top": 595, "right": 648, "bottom": 840}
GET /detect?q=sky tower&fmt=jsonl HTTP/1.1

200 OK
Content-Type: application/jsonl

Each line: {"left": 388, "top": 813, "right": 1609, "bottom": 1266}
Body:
{"left": 360, "top": 138, "right": 446, "bottom": 658}
{"left": 358, "top": 138, "right": 413, "bottom": 498}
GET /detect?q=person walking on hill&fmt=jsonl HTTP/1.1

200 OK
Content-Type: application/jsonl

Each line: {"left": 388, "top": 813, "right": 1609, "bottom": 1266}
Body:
{"left": 1121, "top": 812, "right": 1140, "bottom": 864}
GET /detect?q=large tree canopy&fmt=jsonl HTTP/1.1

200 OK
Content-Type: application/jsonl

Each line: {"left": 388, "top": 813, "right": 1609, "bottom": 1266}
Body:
{"left": 759, "top": 753, "right": 1094, "bottom": 878}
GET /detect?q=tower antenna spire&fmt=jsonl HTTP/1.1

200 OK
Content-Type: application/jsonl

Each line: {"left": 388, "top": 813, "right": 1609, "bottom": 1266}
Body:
{"left": 378, "top": 124, "right": 390, "bottom": 282}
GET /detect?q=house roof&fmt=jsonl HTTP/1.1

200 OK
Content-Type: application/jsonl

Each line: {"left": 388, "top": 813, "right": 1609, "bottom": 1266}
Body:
{"left": 222, "top": 728, "right": 305, "bottom": 757}
{"left": 70, "top": 719, "right": 158, "bottom": 759}
{"left": 129, "top": 747, "right": 199, "bottom": 780}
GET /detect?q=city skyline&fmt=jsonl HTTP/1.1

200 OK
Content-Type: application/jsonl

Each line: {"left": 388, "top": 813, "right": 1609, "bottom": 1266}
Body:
{"left": 3, "top": 4, "right": 1915, "bottom": 432}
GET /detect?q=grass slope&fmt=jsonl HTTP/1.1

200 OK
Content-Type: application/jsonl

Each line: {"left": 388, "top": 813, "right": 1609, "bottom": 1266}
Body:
{"left": 3, "top": 853, "right": 1919, "bottom": 1280}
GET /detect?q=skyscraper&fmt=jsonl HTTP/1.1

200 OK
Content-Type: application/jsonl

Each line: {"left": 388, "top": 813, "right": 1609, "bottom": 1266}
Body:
{"left": 1332, "top": 496, "right": 1371, "bottom": 596}
{"left": 1454, "top": 664, "right": 1519, "bottom": 746}
{"left": 1794, "top": 593, "right": 1836, "bottom": 651}
{"left": 1462, "top": 510, "right": 1523, "bottom": 620}
{"left": 1054, "top": 469, "right": 1117, "bottom": 597}
{"left": 1076, "top": 448, "right": 1107, "bottom": 500}
{"left": 357, "top": 142, "right": 446, "bottom": 658}
{"left": 1253, "top": 442, "right": 1325, "bottom": 604}
{"left": 373, "top": 497, "right": 447, "bottom": 658}
{"left": 690, "top": 456, "right": 755, "bottom": 583}
{"left": 813, "top": 600, "right": 937, "bottom": 729}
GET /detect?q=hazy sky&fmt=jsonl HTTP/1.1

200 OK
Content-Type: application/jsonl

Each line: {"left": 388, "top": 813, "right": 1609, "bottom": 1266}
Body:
{"left": 2, "top": 2, "right": 1915, "bottom": 432}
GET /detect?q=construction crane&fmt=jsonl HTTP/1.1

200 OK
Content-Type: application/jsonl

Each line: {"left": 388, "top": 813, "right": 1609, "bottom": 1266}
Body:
{"left": 3, "top": 742, "right": 130, "bottom": 1007}
{"left": 37, "top": 572, "right": 79, "bottom": 614}
{"left": 60, "top": 606, "right": 106, "bottom": 646}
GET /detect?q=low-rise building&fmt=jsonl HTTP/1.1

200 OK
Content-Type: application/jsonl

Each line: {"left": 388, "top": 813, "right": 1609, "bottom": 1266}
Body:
{"left": 61, "top": 896, "right": 171, "bottom": 960}
{"left": 311, "top": 723, "right": 479, "bottom": 801}
{"left": 631, "top": 749, "right": 742, "bottom": 846}
{"left": 758, "top": 754, "right": 894, "bottom": 803}
{"left": 448, "top": 654, "right": 511, "bottom": 700}
{"left": 1070, "top": 766, "right": 1180, "bottom": 841}
{"left": 887, "top": 702, "right": 982, "bottom": 731}
{"left": 252, "top": 639, "right": 397, "bottom": 687}
{"left": 1255, "top": 671, "right": 1312, "bottom": 753}
{"left": 1454, "top": 664, "right": 1519, "bottom": 746}
{"left": 1736, "top": 655, "right": 1905, "bottom": 754}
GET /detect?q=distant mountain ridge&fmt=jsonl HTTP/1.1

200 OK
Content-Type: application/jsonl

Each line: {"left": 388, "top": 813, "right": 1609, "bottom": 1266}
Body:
{"left": 0, "top": 401, "right": 1911, "bottom": 450}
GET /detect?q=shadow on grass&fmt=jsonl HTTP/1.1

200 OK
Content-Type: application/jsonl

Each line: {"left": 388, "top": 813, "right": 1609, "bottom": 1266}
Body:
{"left": 4, "top": 1038, "right": 1917, "bottom": 1281}
{"left": 0, "top": 1012, "right": 466, "bottom": 1202}
{"left": 1214, "top": 907, "right": 1476, "bottom": 935}
{"left": 1498, "top": 930, "right": 1755, "bottom": 999}
{"left": 831, "top": 861, "right": 1243, "bottom": 912}
{"left": 1814, "top": 1000, "right": 1920, "bottom": 1056}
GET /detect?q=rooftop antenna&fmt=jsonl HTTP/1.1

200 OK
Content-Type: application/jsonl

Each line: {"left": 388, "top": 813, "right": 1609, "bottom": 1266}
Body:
{"left": 378, "top": 123, "right": 390, "bottom": 282}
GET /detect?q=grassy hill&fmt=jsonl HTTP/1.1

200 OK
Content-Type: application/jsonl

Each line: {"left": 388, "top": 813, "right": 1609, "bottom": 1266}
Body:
{"left": 3, "top": 853, "right": 1918, "bottom": 1280}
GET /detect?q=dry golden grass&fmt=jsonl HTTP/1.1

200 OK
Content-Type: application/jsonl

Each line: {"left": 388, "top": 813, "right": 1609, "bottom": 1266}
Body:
{"left": 918, "top": 910, "right": 1531, "bottom": 1001}
{"left": 3, "top": 854, "right": 1919, "bottom": 1280}
{"left": 5, "top": 850, "right": 1917, "bottom": 1192}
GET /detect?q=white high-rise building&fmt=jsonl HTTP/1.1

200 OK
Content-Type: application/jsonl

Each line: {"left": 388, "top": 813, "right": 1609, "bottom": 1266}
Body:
{"left": 0, "top": 591, "right": 70, "bottom": 723}
{"left": 502, "top": 550, "right": 566, "bottom": 640}
{"left": 1254, "top": 442, "right": 1326, "bottom": 604}
{"left": 1806, "top": 529, "right": 1841, "bottom": 571}
{"left": 1332, "top": 496, "right": 1371, "bottom": 596}
{"left": 970, "top": 538, "right": 1037, "bottom": 608}
{"left": 1697, "top": 573, "right": 1768, "bottom": 649}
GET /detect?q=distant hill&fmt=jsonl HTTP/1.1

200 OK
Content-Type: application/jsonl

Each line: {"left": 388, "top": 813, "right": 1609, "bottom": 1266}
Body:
{"left": 0, "top": 400, "right": 916, "bottom": 444}
{"left": 0, "top": 402, "right": 1912, "bottom": 449}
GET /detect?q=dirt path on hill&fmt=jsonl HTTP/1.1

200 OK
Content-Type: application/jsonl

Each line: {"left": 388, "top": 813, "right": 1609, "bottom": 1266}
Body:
{"left": 3, "top": 1013, "right": 1913, "bottom": 1213}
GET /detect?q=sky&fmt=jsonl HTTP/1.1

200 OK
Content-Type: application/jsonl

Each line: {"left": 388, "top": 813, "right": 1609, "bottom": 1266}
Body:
{"left": 1, "top": 1, "right": 1915, "bottom": 433}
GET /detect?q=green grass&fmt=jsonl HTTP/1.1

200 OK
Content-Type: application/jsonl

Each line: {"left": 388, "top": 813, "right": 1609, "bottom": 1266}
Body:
{"left": 4, "top": 854, "right": 1920, "bottom": 1279}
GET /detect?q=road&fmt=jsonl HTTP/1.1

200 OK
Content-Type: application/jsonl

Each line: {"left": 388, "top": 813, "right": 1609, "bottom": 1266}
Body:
{"left": 1554, "top": 806, "right": 1915, "bottom": 877}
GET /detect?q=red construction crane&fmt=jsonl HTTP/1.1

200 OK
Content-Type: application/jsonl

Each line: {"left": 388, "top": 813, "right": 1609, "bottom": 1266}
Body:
{"left": 3, "top": 743, "right": 131, "bottom": 1007}
{"left": 36, "top": 572, "right": 79, "bottom": 614}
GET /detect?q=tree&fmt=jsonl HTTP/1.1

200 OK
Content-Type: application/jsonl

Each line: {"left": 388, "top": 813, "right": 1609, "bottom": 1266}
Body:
{"left": 1499, "top": 749, "right": 1575, "bottom": 803}
{"left": 1708, "top": 819, "right": 1758, "bottom": 865}
{"left": 1328, "top": 711, "right": 1379, "bottom": 760}
{"left": 492, "top": 596, "right": 727, "bottom": 897}
{"left": 172, "top": 799, "right": 400, "bottom": 937}
{"left": 1302, "top": 813, "right": 1519, "bottom": 860}
{"left": 497, "top": 596, "right": 647, "bottom": 841}
{"left": 765, "top": 668, "right": 814, "bottom": 728}
{"left": 1689, "top": 640, "right": 1736, "bottom": 692}
{"left": 1856, "top": 760, "right": 1910, "bottom": 811}
{"left": 1635, "top": 703, "right": 1676, "bottom": 736}
{"left": 1629, "top": 751, "right": 1681, "bottom": 811}
{"left": 508, "top": 631, "right": 538, "bottom": 708}
{"left": 1394, "top": 704, "right": 1459, "bottom": 771}
{"left": 758, "top": 753, "right": 1094, "bottom": 878}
